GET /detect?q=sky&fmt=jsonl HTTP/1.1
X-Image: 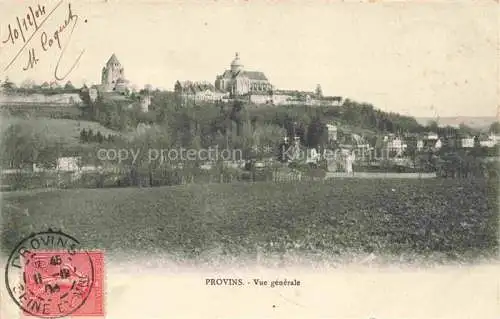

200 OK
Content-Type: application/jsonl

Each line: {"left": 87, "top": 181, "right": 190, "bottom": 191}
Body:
{"left": 0, "top": 0, "right": 498, "bottom": 118}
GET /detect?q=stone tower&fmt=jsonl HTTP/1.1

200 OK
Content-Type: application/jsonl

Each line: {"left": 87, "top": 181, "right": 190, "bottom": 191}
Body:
{"left": 101, "top": 54, "right": 125, "bottom": 92}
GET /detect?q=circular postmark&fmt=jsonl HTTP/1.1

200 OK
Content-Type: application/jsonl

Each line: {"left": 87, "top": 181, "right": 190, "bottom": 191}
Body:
{"left": 5, "top": 229, "right": 95, "bottom": 318}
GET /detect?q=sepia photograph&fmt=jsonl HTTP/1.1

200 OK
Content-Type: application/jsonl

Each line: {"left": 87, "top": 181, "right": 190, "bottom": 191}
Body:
{"left": 0, "top": 0, "right": 498, "bottom": 318}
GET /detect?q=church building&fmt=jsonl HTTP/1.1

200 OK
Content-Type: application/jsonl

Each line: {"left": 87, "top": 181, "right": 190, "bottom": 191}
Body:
{"left": 215, "top": 53, "right": 272, "bottom": 96}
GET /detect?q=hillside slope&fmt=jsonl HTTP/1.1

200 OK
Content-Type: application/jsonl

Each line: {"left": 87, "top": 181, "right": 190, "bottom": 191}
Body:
{"left": 0, "top": 115, "right": 124, "bottom": 148}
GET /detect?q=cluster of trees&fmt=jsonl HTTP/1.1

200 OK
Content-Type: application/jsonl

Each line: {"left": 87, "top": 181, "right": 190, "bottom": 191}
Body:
{"left": 81, "top": 94, "right": 156, "bottom": 131}
{"left": 339, "top": 99, "right": 424, "bottom": 133}
{"left": 489, "top": 121, "right": 500, "bottom": 134}
{"left": 80, "top": 89, "right": 489, "bottom": 164}
{"left": 79, "top": 129, "right": 117, "bottom": 144}
{"left": 1, "top": 122, "right": 63, "bottom": 169}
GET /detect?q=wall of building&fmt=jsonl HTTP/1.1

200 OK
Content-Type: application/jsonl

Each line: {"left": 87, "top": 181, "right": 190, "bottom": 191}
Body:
{"left": 250, "top": 94, "right": 271, "bottom": 104}
{"left": 0, "top": 93, "right": 83, "bottom": 105}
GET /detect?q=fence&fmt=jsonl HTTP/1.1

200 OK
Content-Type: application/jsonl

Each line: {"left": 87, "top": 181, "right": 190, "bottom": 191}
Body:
{"left": 1, "top": 166, "right": 279, "bottom": 191}
{"left": 3, "top": 158, "right": 496, "bottom": 191}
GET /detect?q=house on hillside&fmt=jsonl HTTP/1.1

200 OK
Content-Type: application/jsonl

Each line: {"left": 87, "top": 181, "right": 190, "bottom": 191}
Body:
{"left": 479, "top": 135, "right": 496, "bottom": 148}
{"left": 89, "top": 86, "right": 99, "bottom": 102}
{"left": 418, "top": 133, "right": 442, "bottom": 152}
{"left": 56, "top": 156, "right": 81, "bottom": 171}
{"left": 488, "top": 134, "right": 500, "bottom": 144}
{"left": 326, "top": 124, "right": 338, "bottom": 142}
{"left": 461, "top": 137, "right": 475, "bottom": 148}
{"left": 271, "top": 90, "right": 316, "bottom": 106}
{"left": 174, "top": 80, "right": 229, "bottom": 104}
{"left": 385, "top": 135, "right": 407, "bottom": 156}
{"left": 49, "top": 81, "right": 60, "bottom": 89}
{"left": 321, "top": 96, "right": 344, "bottom": 106}
{"left": 136, "top": 123, "right": 152, "bottom": 135}
{"left": 249, "top": 94, "right": 272, "bottom": 105}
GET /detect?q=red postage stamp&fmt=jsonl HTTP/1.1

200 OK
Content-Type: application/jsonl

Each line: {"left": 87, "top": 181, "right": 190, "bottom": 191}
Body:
{"left": 21, "top": 251, "right": 104, "bottom": 317}
{"left": 5, "top": 231, "right": 105, "bottom": 318}
{"left": 21, "top": 250, "right": 104, "bottom": 317}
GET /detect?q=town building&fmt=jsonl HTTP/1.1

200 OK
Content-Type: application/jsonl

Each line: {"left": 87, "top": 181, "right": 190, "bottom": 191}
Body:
{"left": 174, "top": 81, "right": 229, "bottom": 104}
{"left": 418, "top": 133, "right": 442, "bottom": 151}
{"left": 271, "top": 90, "right": 316, "bottom": 106}
{"left": 461, "top": 137, "right": 475, "bottom": 148}
{"left": 488, "top": 133, "right": 500, "bottom": 144}
{"left": 326, "top": 124, "right": 338, "bottom": 142}
{"left": 56, "top": 157, "right": 81, "bottom": 171}
{"left": 385, "top": 136, "right": 407, "bottom": 157}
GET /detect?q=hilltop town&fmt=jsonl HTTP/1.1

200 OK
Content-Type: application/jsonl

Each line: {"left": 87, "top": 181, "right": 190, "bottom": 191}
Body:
{"left": 1, "top": 52, "right": 343, "bottom": 113}
{"left": 1, "top": 52, "right": 499, "bottom": 189}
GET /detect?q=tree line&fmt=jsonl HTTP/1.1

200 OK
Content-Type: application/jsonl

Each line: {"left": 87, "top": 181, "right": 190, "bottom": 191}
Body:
{"left": 79, "top": 129, "right": 117, "bottom": 144}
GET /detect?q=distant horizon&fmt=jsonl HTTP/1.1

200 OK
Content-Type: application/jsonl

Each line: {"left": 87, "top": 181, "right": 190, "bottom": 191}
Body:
{"left": 0, "top": 1, "right": 497, "bottom": 118}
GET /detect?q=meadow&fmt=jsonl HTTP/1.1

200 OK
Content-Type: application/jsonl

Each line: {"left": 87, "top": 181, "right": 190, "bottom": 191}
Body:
{"left": 1, "top": 178, "right": 497, "bottom": 265}
{"left": 0, "top": 115, "right": 124, "bottom": 148}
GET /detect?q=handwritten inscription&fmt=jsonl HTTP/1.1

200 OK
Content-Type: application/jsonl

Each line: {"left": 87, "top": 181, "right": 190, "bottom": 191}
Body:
{"left": 2, "top": 5, "right": 46, "bottom": 46}
{"left": 1, "top": 1, "right": 85, "bottom": 81}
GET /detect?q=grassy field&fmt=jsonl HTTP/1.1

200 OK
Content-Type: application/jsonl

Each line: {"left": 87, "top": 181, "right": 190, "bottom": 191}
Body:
{"left": 1, "top": 179, "right": 498, "bottom": 264}
{"left": 0, "top": 115, "right": 124, "bottom": 147}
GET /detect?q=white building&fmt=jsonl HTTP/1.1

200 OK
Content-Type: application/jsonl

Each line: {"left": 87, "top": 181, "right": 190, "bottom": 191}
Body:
{"left": 326, "top": 124, "right": 338, "bottom": 142}
{"left": 250, "top": 94, "right": 272, "bottom": 104}
{"left": 386, "top": 137, "right": 407, "bottom": 154}
{"left": 57, "top": 157, "right": 81, "bottom": 171}
{"left": 461, "top": 137, "right": 475, "bottom": 148}
{"left": 480, "top": 140, "right": 496, "bottom": 148}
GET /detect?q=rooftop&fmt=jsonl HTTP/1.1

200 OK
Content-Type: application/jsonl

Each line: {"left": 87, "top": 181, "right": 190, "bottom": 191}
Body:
{"left": 106, "top": 53, "right": 121, "bottom": 66}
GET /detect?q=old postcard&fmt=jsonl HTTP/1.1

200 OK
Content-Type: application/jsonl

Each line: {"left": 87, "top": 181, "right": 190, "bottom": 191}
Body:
{"left": 0, "top": 0, "right": 498, "bottom": 318}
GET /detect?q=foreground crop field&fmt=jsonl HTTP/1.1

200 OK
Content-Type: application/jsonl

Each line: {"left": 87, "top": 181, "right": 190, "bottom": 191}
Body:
{"left": 1, "top": 179, "right": 498, "bottom": 263}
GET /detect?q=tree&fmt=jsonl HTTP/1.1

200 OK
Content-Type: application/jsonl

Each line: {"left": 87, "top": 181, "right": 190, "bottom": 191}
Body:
{"left": 1, "top": 77, "right": 16, "bottom": 90}
{"left": 96, "top": 131, "right": 104, "bottom": 143}
{"left": 489, "top": 121, "right": 500, "bottom": 134}
{"left": 20, "top": 79, "right": 36, "bottom": 89}
{"left": 315, "top": 84, "right": 323, "bottom": 98}
{"left": 427, "top": 120, "right": 439, "bottom": 132}
{"left": 80, "top": 129, "right": 88, "bottom": 143}
{"left": 0, "top": 122, "right": 59, "bottom": 169}
{"left": 87, "top": 129, "right": 94, "bottom": 142}
{"left": 306, "top": 117, "right": 327, "bottom": 149}
{"left": 404, "top": 135, "right": 418, "bottom": 160}
{"left": 458, "top": 123, "right": 476, "bottom": 136}
{"left": 64, "top": 81, "right": 75, "bottom": 90}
